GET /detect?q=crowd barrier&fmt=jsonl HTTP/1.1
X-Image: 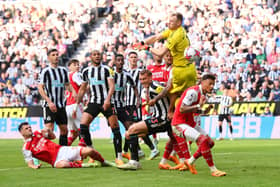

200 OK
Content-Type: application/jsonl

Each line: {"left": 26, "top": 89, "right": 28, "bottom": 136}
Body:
{"left": 0, "top": 106, "right": 279, "bottom": 139}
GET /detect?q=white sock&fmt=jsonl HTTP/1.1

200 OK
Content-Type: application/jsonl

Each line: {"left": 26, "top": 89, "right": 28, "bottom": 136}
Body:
{"left": 170, "top": 150, "right": 176, "bottom": 156}
{"left": 160, "top": 158, "right": 168, "bottom": 164}
{"left": 188, "top": 156, "right": 196, "bottom": 165}
{"left": 210, "top": 165, "right": 217, "bottom": 172}
{"left": 179, "top": 158, "right": 185, "bottom": 164}
{"left": 117, "top": 152, "right": 123, "bottom": 160}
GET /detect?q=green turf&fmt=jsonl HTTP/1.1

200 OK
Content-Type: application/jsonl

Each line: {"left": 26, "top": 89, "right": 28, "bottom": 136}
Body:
{"left": 0, "top": 139, "right": 279, "bottom": 187}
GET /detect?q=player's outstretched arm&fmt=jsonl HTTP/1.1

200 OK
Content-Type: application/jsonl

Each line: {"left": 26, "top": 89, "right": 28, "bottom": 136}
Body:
{"left": 144, "top": 34, "right": 164, "bottom": 45}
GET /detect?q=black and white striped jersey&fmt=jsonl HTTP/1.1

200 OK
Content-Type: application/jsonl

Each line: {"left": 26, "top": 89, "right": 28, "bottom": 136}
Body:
{"left": 82, "top": 64, "right": 114, "bottom": 104}
{"left": 114, "top": 70, "right": 135, "bottom": 108}
{"left": 142, "top": 81, "right": 169, "bottom": 120}
{"left": 125, "top": 68, "right": 142, "bottom": 106}
{"left": 219, "top": 95, "right": 233, "bottom": 115}
{"left": 39, "top": 66, "right": 69, "bottom": 108}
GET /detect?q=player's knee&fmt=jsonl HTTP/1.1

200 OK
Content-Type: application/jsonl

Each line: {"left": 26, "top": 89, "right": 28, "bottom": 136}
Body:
{"left": 55, "top": 161, "right": 69, "bottom": 168}
{"left": 196, "top": 134, "right": 208, "bottom": 147}
{"left": 208, "top": 136, "right": 215, "bottom": 148}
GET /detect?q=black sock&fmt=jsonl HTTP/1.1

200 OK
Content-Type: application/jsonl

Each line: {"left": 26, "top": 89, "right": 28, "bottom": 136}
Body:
{"left": 129, "top": 135, "right": 139, "bottom": 161}
{"left": 59, "top": 135, "right": 68, "bottom": 146}
{"left": 219, "top": 125, "right": 223, "bottom": 134}
{"left": 112, "top": 127, "right": 122, "bottom": 158}
{"left": 143, "top": 135, "right": 154, "bottom": 150}
{"left": 229, "top": 125, "right": 233, "bottom": 134}
{"left": 124, "top": 139, "right": 129, "bottom": 152}
{"left": 80, "top": 124, "right": 92, "bottom": 146}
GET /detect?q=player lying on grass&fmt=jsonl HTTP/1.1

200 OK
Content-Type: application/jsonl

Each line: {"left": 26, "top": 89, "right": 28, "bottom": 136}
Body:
{"left": 18, "top": 122, "right": 115, "bottom": 169}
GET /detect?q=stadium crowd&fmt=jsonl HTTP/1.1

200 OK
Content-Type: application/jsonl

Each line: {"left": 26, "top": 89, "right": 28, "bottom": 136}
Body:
{"left": 1, "top": 0, "right": 280, "bottom": 107}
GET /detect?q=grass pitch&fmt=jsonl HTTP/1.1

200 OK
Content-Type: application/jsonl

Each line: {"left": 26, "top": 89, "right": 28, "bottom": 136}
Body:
{"left": 0, "top": 139, "right": 279, "bottom": 187}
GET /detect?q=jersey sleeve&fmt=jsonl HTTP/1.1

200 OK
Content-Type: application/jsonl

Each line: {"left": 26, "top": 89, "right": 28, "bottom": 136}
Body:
{"left": 164, "top": 29, "right": 181, "bottom": 51}
{"left": 39, "top": 69, "right": 47, "bottom": 85}
{"left": 127, "top": 73, "right": 135, "bottom": 87}
{"left": 22, "top": 149, "right": 33, "bottom": 163}
{"left": 161, "top": 29, "right": 171, "bottom": 39}
{"left": 63, "top": 68, "right": 69, "bottom": 84}
{"left": 82, "top": 68, "right": 88, "bottom": 82}
{"left": 182, "top": 89, "right": 198, "bottom": 106}
{"left": 72, "top": 72, "right": 83, "bottom": 86}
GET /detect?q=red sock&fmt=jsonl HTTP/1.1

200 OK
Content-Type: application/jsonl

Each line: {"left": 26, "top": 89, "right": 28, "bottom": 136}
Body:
{"left": 197, "top": 135, "right": 214, "bottom": 167}
{"left": 172, "top": 139, "right": 184, "bottom": 159}
{"left": 68, "top": 137, "right": 74, "bottom": 146}
{"left": 90, "top": 149, "right": 105, "bottom": 163}
{"left": 193, "top": 146, "right": 202, "bottom": 159}
{"left": 163, "top": 139, "right": 173, "bottom": 159}
{"left": 78, "top": 138, "right": 87, "bottom": 147}
{"left": 173, "top": 133, "right": 190, "bottom": 159}
{"left": 69, "top": 162, "right": 82, "bottom": 168}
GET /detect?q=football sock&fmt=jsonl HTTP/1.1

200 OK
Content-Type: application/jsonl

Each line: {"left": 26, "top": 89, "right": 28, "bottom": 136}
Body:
{"left": 90, "top": 149, "right": 105, "bottom": 163}
{"left": 112, "top": 127, "right": 122, "bottom": 158}
{"left": 143, "top": 135, "right": 154, "bottom": 150}
{"left": 68, "top": 137, "right": 74, "bottom": 146}
{"left": 80, "top": 124, "right": 92, "bottom": 146}
{"left": 197, "top": 135, "right": 214, "bottom": 167}
{"left": 229, "top": 125, "right": 233, "bottom": 134}
{"left": 129, "top": 135, "right": 139, "bottom": 161}
{"left": 59, "top": 135, "right": 68, "bottom": 146}
{"left": 69, "top": 162, "right": 82, "bottom": 168}
{"left": 173, "top": 134, "right": 190, "bottom": 159}
{"left": 210, "top": 165, "right": 218, "bottom": 172}
{"left": 188, "top": 156, "right": 196, "bottom": 165}
{"left": 163, "top": 140, "right": 173, "bottom": 159}
{"left": 124, "top": 139, "right": 129, "bottom": 153}
{"left": 170, "top": 150, "right": 176, "bottom": 156}
{"left": 160, "top": 158, "right": 168, "bottom": 164}
{"left": 219, "top": 125, "right": 222, "bottom": 135}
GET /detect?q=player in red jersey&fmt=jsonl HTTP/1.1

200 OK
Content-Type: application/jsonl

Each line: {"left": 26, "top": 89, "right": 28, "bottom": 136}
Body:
{"left": 19, "top": 122, "right": 115, "bottom": 169}
{"left": 171, "top": 74, "right": 226, "bottom": 177}
{"left": 65, "top": 59, "right": 83, "bottom": 146}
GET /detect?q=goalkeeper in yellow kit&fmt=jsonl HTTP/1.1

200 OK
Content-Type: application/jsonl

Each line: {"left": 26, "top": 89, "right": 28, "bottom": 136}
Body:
{"left": 142, "top": 12, "right": 197, "bottom": 119}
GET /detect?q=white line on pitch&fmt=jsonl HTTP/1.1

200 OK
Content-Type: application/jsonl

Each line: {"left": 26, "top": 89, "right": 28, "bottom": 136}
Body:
{"left": 0, "top": 167, "right": 27, "bottom": 172}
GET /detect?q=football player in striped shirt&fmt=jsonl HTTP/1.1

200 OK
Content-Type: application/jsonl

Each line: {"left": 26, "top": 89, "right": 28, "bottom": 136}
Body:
{"left": 38, "top": 49, "right": 73, "bottom": 146}
{"left": 217, "top": 87, "right": 233, "bottom": 140}
{"left": 113, "top": 54, "right": 140, "bottom": 161}
{"left": 76, "top": 50, "right": 123, "bottom": 166}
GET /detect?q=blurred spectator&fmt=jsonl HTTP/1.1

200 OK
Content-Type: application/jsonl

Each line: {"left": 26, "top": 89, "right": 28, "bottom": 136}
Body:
{"left": 269, "top": 80, "right": 280, "bottom": 101}
{"left": 261, "top": 105, "right": 272, "bottom": 116}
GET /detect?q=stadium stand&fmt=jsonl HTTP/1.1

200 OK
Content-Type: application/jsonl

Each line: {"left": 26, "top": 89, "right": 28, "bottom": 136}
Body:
{"left": 0, "top": 0, "right": 280, "bottom": 107}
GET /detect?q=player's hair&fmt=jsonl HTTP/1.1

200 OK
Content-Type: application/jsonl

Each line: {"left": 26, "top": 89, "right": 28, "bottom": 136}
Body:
{"left": 140, "top": 69, "right": 152, "bottom": 77}
{"left": 116, "top": 54, "right": 124, "bottom": 59}
{"left": 128, "top": 51, "right": 138, "bottom": 57}
{"left": 47, "top": 48, "right": 58, "bottom": 56}
{"left": 18, "top": 122, "right": 29, "bottom": 132}
{"left": 171, "top": 12, "right": 183, "bottom": 23}
{"left": 68, "top": 59, "right": 79, "bottom": 66}
{"left": 202, "top": 73, "right": 216, "bottom": 81}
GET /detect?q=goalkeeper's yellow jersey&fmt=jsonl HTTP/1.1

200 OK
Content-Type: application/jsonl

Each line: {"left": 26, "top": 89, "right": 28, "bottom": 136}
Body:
{"left": 161, "top": 26, "right": 190, "bottom": 67}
